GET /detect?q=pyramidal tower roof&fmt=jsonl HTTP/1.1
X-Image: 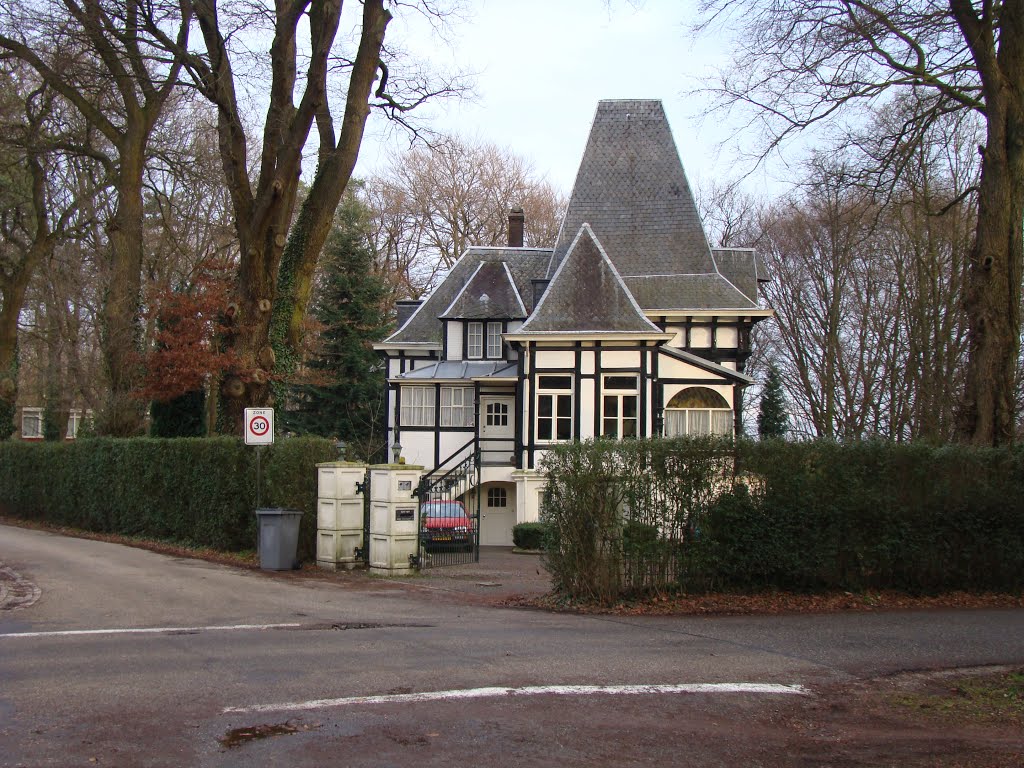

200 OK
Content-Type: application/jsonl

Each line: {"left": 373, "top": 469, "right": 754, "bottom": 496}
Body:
{"left": 548, "top": 100, "right": 716, "bottom": 283}
{"left": 517, "top": 224, "right": 665, "bottom": 335}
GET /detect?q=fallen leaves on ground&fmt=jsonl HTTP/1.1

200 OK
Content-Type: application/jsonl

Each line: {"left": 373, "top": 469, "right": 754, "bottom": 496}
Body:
{"left": 501, "top": 589, "right": 1024, "bottom": 616}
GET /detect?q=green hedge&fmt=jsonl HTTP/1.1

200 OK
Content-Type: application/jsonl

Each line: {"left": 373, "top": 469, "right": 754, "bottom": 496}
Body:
{"left": 512, "top": 522, "right": 548, "bottom": 550}
{"left": 0, "top": 436, "right": 336, "bottom": 562}
{"left": 539, "top": 438, "right": 1024, "bottom": 601}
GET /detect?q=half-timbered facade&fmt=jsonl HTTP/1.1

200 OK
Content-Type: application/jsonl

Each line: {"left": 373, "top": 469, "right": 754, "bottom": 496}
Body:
{"left": 375, "top": 100, "right": 771, "bottom": 544}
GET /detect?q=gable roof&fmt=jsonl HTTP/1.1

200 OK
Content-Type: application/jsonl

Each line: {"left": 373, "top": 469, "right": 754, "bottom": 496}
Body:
{"left": 547, "top": 99, "right": 758, "bottom": 311}
{"left": 659, "top": 346, "right": 755, "bottom": 385}
{"left": 516, "top": 224, "right": 665, "bottom": 335}
{"left": 381, "top": 248, "right": 551, "bottom": 346}
{"left": 441, "top": 260, "right": 527, "bottom": 320}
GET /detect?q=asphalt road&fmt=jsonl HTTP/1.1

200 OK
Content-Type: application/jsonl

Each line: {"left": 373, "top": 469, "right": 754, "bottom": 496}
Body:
{"left": 2, "top": 524, "right": 1023, "bottom": 767}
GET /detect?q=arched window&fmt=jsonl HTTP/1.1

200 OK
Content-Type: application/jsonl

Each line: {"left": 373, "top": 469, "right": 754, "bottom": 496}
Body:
{"left": 664, "top": 387, "right": 733, "bottom": 437}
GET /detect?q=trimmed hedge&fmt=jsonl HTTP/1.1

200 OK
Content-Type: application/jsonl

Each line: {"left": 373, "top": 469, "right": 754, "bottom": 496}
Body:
{"left": 539, "top": 437, "right": 1024, "bottom": 601}
{"left": 512, "top": 522, "right": 548, "bottom": 550}
{"left": 0, "top": 436, "right": 336, "bottom": 562}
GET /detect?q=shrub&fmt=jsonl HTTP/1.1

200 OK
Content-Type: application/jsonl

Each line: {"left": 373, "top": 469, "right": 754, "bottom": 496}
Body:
{"left": 0, "top": 435, "right": 336, "bottom": 561}
{"left": 263, "top": 436, "right": 338, "bottom": 560}
{"left": 512, "top": 522, "right": 548, "bottom": 550}
{"left": 538, "top": 437, "right": 1024, "bottom": 601}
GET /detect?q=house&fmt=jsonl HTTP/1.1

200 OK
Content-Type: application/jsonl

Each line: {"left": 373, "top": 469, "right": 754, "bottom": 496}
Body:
{"left": 13, "top": 405, "right": 92, "bottom": 440}
{"left": 375, "top": 100, "right": 771, "bottom": 545}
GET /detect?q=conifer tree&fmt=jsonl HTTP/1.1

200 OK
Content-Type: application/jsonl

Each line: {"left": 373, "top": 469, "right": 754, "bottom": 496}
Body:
{"left": 757, "top": 364, "right": 788, "bottom": 439}
{"left": 283, "top": 192, "right": 391, "bottom": 461}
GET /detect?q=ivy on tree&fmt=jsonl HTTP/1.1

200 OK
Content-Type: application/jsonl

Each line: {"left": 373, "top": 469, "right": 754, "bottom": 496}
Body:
{"left": 283, "top": 192, "right": 391, "bottom": 461}
{"left": 758, "top": 365, "right": 788, "bottom": 439}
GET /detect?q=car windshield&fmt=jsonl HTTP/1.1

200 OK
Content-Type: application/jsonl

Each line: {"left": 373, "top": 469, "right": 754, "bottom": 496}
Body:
{"left": 423, "top": 502, "right": 465, "bottom": 518}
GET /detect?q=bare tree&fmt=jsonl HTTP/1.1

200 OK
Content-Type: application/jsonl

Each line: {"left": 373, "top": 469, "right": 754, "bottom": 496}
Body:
{"left": 0, "top": 67, "right": 91, "bottom": 437}
{"left": 757, "top": 157, "right": 896, "bottom": 438}
{"left": 0, "top": 0, "right": 190, "bottom": 435}
{"left": 697, "top": 0, "right": 1024, "bottom": 445}
{"left": 147, "top": 0, "right": 463, "bottom": 430}
{"left": 724, "top": 105, "right": 978, "bottom": 441}
{"left": 365, "top": 134, "right": 566, "bottom": 299}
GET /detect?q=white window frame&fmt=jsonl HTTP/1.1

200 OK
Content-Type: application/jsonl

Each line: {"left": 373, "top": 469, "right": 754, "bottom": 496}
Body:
{"left": 67, "top": 409, "right": 83, "bottom": 439}
{"left": 601, "top": 374, "right": 639, "bottom": 439}
{"left": 487, "top": 487, "right": 508, "bottom": 508}
{"left": 21, "top": 407, "right": 43, "bottom": 439}
{"left": 485, "top": 400, "right": 509, "bottom": 427}
{"left": 400, "top": 386, "right": 435, "bottom": 427}
{"left": 486, "top": 322, "right": 503, "bottom": 359}
{"left": 467, "top": 322, "right": 484, "bottom": 359}
{"left": 440, "top": 387, "right": 475, "bottom": 427}
{"left": 536, "top": 375, "right": 573, "bottom": 443}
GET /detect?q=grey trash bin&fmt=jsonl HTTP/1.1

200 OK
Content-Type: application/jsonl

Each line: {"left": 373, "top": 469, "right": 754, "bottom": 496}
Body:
{"left": 255, "top": 508, "right": 303, "bottom": 570}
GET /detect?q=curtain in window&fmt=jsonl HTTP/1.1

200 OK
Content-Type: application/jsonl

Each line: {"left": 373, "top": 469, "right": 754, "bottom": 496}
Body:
{"left": 712, "top": 410, "right": 733, "bottom": 435}
{"left": 440, "top": 387, "right": 474, "bottom": 427}
{"left": 664, "top": 410, "right": 686, "bottom": 437}
{"left": 688, "top": 409, "right": 711, "bottom": 435}
{"left": 401, "top": 387, "right": 435, "bottom": 426}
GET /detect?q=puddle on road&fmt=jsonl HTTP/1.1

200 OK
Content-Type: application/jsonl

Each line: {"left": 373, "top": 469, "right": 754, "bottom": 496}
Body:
{"left": 220, "top": 720, "right": 321, "bottom": 749}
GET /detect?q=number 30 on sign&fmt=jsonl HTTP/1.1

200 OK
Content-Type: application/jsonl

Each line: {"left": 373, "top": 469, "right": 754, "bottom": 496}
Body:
{"left": 244, "top": 408, "right": 274, "bottom": 445}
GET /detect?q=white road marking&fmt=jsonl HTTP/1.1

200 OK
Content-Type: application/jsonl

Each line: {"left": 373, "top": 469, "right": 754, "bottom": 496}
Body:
{"left": 223, "top": 682, "right": 810, "bottom": 715}
{"left": 0, "top": 622, "right": 302, "bottom": 639}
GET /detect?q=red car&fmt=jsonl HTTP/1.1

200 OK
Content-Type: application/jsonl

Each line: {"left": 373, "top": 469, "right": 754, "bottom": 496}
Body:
{"left": 420, "top": 500, "right": 473, "bottom": 551}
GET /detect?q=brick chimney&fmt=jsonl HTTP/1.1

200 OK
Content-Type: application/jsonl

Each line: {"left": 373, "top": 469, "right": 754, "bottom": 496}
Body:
{"left": 507, "top": 207, "right": 525, "bottom": 248}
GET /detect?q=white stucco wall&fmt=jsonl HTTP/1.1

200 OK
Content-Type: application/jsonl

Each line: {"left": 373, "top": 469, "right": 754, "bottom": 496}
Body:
{"left": 716, "top": 325, "right": 738, "bottom": 348}
{"left": 399, "top": 431, "right": 435, "bottom": 468}
{"left": 690, "top": 326, "right": 712, "bottom": 348}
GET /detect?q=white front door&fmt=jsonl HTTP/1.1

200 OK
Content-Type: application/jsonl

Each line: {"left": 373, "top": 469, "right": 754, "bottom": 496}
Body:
{"left": 480, "top": 483, "right": 516, "bottom": 546}
{"left": 479, "top": 396, "right": 514, "bottom": 464}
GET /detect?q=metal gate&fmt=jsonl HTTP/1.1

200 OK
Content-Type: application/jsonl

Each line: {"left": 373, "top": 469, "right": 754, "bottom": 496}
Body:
{"left": 415, "top": 449, "right": 481, "bottom": 567}
{"left": 354, "top": 468, "right": 371, "bottom": 566}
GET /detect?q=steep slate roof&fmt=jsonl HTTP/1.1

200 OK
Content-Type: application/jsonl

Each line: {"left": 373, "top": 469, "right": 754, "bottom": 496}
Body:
{"left": 441, "top": 260, "right": 527, "bottom": 319}
{"left": 624, "top": 274, "right": 757, "bottom": 310}
{"left": 712, "top": 248, "right": 760, "bottom": 304}
{"left": 548, "top": 99, "right": 755, "bottom": 311}
{"left": 383, "top": 248, "right": 551, "bottom": 346}
{"left": 517, "top": 224, "right": 665, "bottom": 335}
{"left": 383, "top": 98, "right": 764, "bottom": 348}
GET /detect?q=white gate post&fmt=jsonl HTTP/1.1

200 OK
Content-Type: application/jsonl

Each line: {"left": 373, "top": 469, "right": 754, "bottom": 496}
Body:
{"left": 368, "top": 462, "right": 424, "bottom": 576}
{"left": 316, "top": 461, "right": 368, "bottom": 570}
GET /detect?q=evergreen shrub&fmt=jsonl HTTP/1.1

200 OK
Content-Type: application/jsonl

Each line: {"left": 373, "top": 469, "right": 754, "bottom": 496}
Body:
{"left": 512, "top": 522, "right": 549, "bottom": 550}
{"left": 539, "top": 437, "right": 1024, "bottom": 601}
{"left": 0, "top": 435, "right": 335, "bottom": 561}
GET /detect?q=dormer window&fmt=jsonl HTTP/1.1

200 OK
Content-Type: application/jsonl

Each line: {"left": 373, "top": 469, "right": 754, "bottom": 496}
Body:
{"left": 486, "top": 322, "right": 503, "bottom": 358}
{"left": 467, "top": 321, "right": 503, "bottom": 360}
{"left": 468, "top": 322, "right": 484, "bottom": 358}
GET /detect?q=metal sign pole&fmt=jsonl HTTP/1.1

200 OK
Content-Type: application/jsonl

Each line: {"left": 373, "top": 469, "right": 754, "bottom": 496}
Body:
{"left": 256, "top": 445, "right": 263, "bottom": 509}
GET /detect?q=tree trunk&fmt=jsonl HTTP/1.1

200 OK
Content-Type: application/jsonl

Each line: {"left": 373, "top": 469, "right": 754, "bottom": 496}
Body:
{"left": 0, "top": 280, "right": 27, "bottom": 439}
{"left": 97, "top": 134, "right": 148, "bottom": 436}
{"left": 268, "top": 0, "right": 391, "bottom": 389}
{"left": 958, "top": 82, "right": 1024, "bottom": 446}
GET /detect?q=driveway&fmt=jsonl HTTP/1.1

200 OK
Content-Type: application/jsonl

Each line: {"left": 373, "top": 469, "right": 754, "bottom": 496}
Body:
{"left": 2, "top": 523, "right": 1023, "bottom": 766}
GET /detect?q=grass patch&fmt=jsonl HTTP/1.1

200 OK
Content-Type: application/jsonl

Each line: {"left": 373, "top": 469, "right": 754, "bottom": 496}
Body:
{"left": 892, "top": 669, "right": 1024, "bottom": 725}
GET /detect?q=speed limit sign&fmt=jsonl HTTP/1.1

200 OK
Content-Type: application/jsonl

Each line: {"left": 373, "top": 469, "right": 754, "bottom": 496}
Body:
{"left": 244, "top": 408, "right": 274, "bottom": 445}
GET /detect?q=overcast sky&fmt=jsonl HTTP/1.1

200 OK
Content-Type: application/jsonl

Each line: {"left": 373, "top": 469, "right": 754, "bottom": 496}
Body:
{"left": 353, "top": 0, "right": 787, "bottom": 200}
